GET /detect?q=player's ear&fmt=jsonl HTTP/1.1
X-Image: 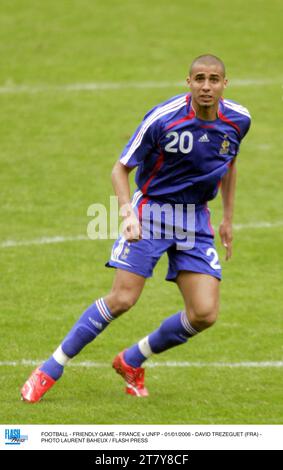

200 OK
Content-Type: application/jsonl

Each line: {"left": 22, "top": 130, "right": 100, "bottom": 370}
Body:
{"left": 223, "top": 78, "right": 228, "bottom": 88}
{"left": 186, "top": 76, "right": 191, "bottom": 88}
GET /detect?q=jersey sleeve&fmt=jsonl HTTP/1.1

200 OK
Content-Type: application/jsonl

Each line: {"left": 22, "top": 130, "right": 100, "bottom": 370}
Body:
{"left": 119, "top": 108, "right": 161, "bottom": 168}
{"left": 240, "top": 114, "right": 251, "bottom": 140}
{"left": 235, "top": 114, "right": 251, "bottom": 157}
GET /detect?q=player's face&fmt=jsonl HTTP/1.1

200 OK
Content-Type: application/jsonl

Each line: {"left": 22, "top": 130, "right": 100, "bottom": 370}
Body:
{"left": 187, "top": 63, "right": 227, "bottom": 108}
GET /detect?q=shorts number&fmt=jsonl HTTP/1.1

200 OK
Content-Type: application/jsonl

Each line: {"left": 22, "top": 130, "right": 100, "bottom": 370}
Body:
{"left": 206, "top": 248, "right": 221, "bottom": 270}
{"left": 165, "top": 131, "right": 193, "bottom": 154}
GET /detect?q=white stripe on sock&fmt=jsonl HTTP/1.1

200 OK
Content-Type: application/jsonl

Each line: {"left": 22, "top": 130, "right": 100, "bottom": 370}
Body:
{"left": 138, "top": 336, "right": 153, "bottom": 358}
{"left": 53, "top": 345, "right": 70, "bottom": 366}
{"left": 95, "top": 300, "right": 106, "bottom": 320}
{"left": 101, "top": 298, "right": 114, "bottom": 321}
{"left": 181, "top": 311, "right": 199, "bottom": 336}
{"left": 96, "top": 298, "right": 112, "bottom": 323}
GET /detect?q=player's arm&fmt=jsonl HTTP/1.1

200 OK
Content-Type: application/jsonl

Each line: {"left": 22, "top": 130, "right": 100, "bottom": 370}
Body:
{"left": 111, "top": 161, "right": 141, "bottom": 242}
{"left": 219, "top": 159, "right": 237, "bottom": 260}
{"left": 113, "top": 106, "right": 159, "bottom": 241}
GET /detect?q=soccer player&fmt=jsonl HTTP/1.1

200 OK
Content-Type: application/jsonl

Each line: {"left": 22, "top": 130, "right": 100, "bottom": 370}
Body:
{"left": 21, "top": 54, "right": 251, "bottom": 401}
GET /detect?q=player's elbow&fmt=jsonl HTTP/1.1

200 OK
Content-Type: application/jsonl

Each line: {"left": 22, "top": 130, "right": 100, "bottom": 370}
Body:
{"left": 111, "top": 161, "right": 132, "bottom": 181}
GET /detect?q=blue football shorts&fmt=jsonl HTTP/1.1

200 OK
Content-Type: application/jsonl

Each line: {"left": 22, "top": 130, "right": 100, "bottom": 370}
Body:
{"left": 106, "top": 190, "right": 222, "bottom": 281}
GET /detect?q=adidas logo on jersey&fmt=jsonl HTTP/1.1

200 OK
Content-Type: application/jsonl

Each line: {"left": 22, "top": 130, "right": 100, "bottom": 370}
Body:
{"left": 198, "top": 133, "right": 210, "bottom": 142}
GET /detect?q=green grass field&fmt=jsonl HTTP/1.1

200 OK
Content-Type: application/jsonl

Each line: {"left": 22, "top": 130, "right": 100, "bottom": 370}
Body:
{"left": 0, "top": 0, "right": 282, "bottom": 424}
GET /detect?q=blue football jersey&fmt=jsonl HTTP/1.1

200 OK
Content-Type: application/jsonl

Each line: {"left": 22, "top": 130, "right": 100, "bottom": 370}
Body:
{"left": 119, "top": 93, "right": 251, "bottom": 204}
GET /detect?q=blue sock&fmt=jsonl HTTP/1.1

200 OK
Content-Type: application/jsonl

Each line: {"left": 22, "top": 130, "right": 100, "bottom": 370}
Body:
{"left": 124, "top": 311, "right": 199, "bottom": 368}
{"left": 124, "top": 344, "right": 146, "bottom": 368}
{"left": 40, "top": 357, "right": 64, "bottom": 381}
{"left": 61, "top": 298, "right": 114, "bottom": 357}
{"left": 40, "top": 298, "right": 114, "bottom": 380}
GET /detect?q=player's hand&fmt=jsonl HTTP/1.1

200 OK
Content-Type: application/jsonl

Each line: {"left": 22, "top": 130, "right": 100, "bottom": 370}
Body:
{"left": 122, "top": 211, "right": 142, "bottom": 242}
{"left": 219, "top": 220, "right": 233, "bottom": 260}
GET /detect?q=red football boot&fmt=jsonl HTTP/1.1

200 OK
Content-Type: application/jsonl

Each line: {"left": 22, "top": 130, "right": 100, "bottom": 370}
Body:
{"left": 112, "top": 351, "right": 149, "bottom": 397}
{"left": 21, "top": 368, "right": 56, "bottom": 403}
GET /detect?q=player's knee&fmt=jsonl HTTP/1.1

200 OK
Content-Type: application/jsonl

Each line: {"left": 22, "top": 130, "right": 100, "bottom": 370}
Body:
{"left": 117, "top": 295, "right": 136, "bottom": 313}
{"left": 201, "top": 312, "right": 217, "bottom": 329}
{"left": 108, "top": 291, "right": 138, "bottom": 315}
{"left": 189, "top": 304, "right": 218, "bottom": 330}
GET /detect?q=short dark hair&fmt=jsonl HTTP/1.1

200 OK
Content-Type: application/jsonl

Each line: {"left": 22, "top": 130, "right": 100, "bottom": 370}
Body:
{"left": 189, "top": 54, "right": 226, "bottom": 77}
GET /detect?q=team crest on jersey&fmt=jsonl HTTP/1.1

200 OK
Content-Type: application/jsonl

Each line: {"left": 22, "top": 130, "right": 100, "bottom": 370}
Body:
{"left": 220, "top": 134, "right": 230, "bottom": 155}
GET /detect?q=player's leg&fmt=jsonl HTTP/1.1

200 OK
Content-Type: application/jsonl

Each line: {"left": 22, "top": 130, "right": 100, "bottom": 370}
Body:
{"left": 114, "top": 272, "right": 219, "bottom": 397}
{"left": 21, "top": 269, "right": 145, "bottom": 403}
{"left": 58, "top": 268, "right": 145, "bottom": 361}
{"left": 121, "top": 273, "right": 217, "bottom": 369}
{"left": 104, "top": 269, "right": 146, "bottom": 317}
{"left": 113, "top": 205, "right": 221, "bottom": 396}
{"left": 176, "top": 271, "right": 219, "bottom": 332}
